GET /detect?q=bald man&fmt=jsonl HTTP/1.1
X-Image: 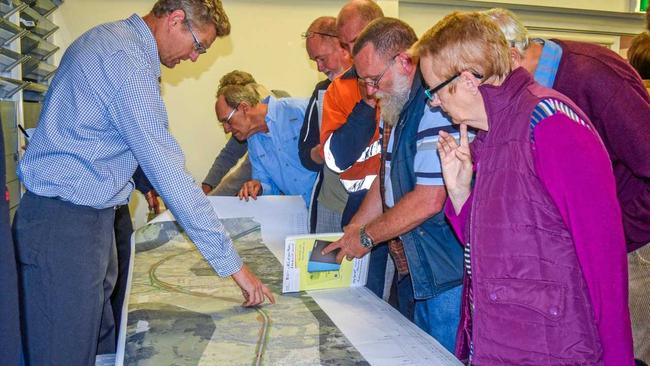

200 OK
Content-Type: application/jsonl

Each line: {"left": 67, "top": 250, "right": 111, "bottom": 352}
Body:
{"left": 299, "top": 16, "right": 352, "bottom": 233}
{"left": 319, "top": 0, "right": 389, "bottom": 299}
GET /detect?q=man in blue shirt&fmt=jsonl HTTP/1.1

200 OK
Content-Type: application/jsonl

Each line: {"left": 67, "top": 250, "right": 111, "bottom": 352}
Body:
{"left": 324, "top": 18, "right": 464, "bottom": 352}
{"left": 215, "top": 84, "right": 317, "bottom": 206}
{"left": 13, "top": 1, "right": 274, "bottom": 365}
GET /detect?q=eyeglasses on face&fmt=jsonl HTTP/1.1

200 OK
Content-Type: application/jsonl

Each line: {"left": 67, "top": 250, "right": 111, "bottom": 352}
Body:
{"left": 220, "top": 103, "right": 240, "bottom": 125}
{"left": 301, "top": 31, "right": 337, "bottom": 39}
{"left": 357, "top": 54, "right": 398, "bottom": 89}
{"left": 184, "top": 19, "right": 207, "bottom": 55}
{"left": 424, "top": 71, "right": 483, "bottom": 101}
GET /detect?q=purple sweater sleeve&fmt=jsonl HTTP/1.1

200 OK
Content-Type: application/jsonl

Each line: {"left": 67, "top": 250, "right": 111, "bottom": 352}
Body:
{"left": 444, "top": 194, "right": 473, "bottom": 245}
{"left": 533, "top": 113, "right": 633, "bottom": 366}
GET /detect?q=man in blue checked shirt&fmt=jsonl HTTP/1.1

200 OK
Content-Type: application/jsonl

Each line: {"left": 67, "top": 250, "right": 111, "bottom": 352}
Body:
{"left": 12, "top": 1, "right": 274, "bottom": 365}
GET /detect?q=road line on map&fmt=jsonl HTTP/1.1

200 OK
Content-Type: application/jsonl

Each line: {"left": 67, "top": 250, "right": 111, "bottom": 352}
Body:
{"left": 147, "top": 233, "right": 272, "bottom": 365}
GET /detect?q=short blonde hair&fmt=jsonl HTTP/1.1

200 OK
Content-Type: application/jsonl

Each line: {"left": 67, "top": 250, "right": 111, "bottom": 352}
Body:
{"left": 152, "top": 0, "right": 230, "bottom": 36}
{"left": 414, "top": 11, "right": 511, "bottom": 87}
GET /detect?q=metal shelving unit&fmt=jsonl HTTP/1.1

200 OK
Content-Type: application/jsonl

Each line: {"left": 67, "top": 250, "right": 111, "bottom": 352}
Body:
{"left": 0, "top": 75, "right": 26, "bottom": 98}
{"left": 0, "top": 0, "right": 61, "bottom": 218}
{"left": 0, "top": 46, "right": 29, "bottom": 72}
{"left": 21, "top": 30, "right": 57, "bottom": 59}
{"left": 0, "top": 17, "right": 26, "bottom": 45}
{"left": 0, "top": 0, "right": 26, "bottom": 19}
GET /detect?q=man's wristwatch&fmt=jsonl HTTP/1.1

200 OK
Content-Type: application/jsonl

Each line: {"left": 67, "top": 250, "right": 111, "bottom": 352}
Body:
{"left": 359, "top": 225, "right": 375, "bottom": 249}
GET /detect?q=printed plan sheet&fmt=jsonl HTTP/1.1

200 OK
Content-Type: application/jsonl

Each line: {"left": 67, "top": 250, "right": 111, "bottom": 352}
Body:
{"left": 115, "top": 195, "right": 462, "bottom": 366}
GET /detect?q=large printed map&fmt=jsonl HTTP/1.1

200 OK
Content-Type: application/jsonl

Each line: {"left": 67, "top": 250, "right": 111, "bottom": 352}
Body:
{"left": 124, "top": 218, "right": 368, "bottom": 366}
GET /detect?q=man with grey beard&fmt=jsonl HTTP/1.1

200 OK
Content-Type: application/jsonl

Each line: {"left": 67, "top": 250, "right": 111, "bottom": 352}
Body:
{"left": 323, "top": 18, "right": 464, "bottom": 352}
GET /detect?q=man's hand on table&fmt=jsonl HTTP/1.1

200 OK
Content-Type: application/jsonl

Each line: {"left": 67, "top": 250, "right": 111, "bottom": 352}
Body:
{"left": 232, "top": 264, "right": 275, "bottom": 307}
{"left": 238, "top": 180, "right": 262, "bottom": 201}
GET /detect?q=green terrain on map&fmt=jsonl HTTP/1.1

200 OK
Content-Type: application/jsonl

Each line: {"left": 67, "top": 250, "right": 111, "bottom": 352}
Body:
{"left": 125, "top": 218, "right": 368, "bottom": 366}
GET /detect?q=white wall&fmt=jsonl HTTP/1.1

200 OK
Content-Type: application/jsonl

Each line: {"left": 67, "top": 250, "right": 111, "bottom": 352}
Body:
{"left": 401, "top": 1, "right": 645, "bottom": 53}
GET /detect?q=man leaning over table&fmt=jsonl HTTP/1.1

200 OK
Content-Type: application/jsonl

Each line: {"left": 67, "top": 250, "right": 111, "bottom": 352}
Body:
{"left": 12, "top": 1, "right": 274, "bottom": 365}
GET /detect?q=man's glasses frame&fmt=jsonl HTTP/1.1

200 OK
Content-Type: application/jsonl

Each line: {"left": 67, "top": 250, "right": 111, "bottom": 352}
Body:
{"left": 358, "top": 54, "right": 398, "bottom": 89}
{"left": 185, "top": 18, "right": 207, "bottom": 54}
{"left": 424, "top": 71, "right": 483, "bottom": 101}
{"left": 221, "top": 103, "right": 240, "bottom": 125}
{"left": 301, "top": 31, "right": 337, "bottom": 39}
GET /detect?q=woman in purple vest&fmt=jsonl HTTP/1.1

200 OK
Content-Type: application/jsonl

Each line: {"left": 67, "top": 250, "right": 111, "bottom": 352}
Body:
{"left": 414, "top": 12, "right": 633, "bottom": 366}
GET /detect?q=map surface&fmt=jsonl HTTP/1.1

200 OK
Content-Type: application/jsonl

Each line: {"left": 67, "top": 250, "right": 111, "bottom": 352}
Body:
{"left": 125, "top": 218, "right": 368, "bottom": 366}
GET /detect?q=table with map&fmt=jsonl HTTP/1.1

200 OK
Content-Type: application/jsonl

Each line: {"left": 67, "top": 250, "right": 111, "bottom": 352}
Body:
{"left": 118, "top": 196, "right": 462, "bottom": 366}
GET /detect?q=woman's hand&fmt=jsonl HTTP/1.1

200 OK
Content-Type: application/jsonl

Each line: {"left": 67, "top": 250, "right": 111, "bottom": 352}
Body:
{"left": 437, "top": 124, "right": 473, "bottom": 213}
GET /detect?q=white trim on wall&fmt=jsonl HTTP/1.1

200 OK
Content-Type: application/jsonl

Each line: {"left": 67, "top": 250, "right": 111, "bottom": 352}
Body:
{"left": 401, "top": 0, "right": 646, "bottom": 51}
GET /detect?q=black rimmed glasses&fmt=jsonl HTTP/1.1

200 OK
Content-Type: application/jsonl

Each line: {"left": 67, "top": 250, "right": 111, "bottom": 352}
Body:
{"left": 424, "top": 72, "right": 483, "bottom": 101}
{"left": 185, "top": 19, "right": 207, "bottom": 54}
{"left": 301, "top": 31, "right": 337, "bottom": 39}
{"left": 358, "top": 54, "right": 398, "bottom": 89}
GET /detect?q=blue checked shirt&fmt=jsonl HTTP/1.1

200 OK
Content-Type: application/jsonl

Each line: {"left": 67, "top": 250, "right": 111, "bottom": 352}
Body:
{"left": 18, "top": 14, "right": 243, "bottom": 277}
{"left": 532, "top": 38, "right": 562, "bottom": 88}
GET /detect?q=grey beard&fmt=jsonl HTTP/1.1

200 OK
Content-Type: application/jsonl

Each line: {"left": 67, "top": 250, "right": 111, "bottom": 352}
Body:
{"left": 378, "top": 75, "right": 411, "bottom": 127}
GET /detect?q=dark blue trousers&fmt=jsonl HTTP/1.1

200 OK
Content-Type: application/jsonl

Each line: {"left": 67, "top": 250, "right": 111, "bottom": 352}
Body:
{"left": 12, "top": 192, "right": 117, "bottom": 366}
{"left": 112, "top": 204, "right": 132, "bottom": 345}
{"left": 1, "top": 188, "right": 20, "bottom": 366}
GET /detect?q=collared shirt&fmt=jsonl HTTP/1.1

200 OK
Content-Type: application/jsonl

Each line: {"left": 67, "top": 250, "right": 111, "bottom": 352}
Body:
{"left": 247, "top": 96, "right": 316, "bottom": 206}
{"left": 532, "top": 38, "right": 563, "bottom": 88}
{"left": 382, "top": 105, "right": 455, "bottom": 207}
{"left": 18, "top": 14, "right": 242, "bottom": 277}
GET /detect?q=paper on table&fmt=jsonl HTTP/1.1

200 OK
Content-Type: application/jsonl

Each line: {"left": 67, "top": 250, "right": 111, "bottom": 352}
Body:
{"left": 149, "top": 195, "right": 309, "bottom": 261}
{"left": 132, "top": 195, "right": 461, "bottom": 365}
{"left": 309, "top": 287, "right": 464, "bottom": 366}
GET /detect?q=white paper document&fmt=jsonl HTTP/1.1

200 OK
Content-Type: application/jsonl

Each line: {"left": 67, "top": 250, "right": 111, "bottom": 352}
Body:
{"left": 150, "top": 195, "right": 309, "bottom": 260}
{"left": 309, "top": 287, "right": 464, "bottom": 366}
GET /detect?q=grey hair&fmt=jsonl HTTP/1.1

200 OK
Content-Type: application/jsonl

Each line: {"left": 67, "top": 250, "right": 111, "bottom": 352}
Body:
{"left": 352, "top": 17, "right": 417, "bottom": 58}
{"left": 152, "top": 0, "right": 230, "bottom": 36}
{"left": 216, "top": 83, "right": 261, "bottom": 108}
{"left": 483, "top": 8, "right": 529, "bottom": 57}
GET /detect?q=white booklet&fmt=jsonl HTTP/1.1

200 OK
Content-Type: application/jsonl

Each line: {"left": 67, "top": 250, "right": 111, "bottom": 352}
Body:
{"left": 282, "top": 233, "right": 370, "bottom": 293}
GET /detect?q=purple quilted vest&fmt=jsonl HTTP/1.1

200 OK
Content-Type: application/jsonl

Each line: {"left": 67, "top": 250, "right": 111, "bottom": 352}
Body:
{"left": 457, "top": 68, "right": 603, "bottom": 365}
